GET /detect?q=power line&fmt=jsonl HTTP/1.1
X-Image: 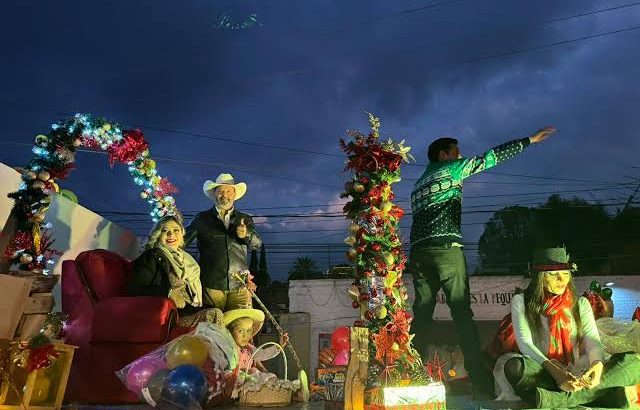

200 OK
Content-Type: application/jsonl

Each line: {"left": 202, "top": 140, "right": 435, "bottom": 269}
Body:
{"left": 5, "top": 125, "right": 631, "bottom": 188}
{"left": 5, "top": 140, "right": 341, "bottom": 189}
{"left": 5, "top": 4, "right": 632, "bottom": 168}
{"left": 256, "top": 4, "right": 640, "bottom": 85}
{"left": 460, "top": 23, "right": 640, "bottom": 65}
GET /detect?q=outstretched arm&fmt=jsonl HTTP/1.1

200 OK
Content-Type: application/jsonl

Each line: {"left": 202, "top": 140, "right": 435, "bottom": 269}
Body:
{"left": 451, "top": 127, "right": 556, "bottom": 181}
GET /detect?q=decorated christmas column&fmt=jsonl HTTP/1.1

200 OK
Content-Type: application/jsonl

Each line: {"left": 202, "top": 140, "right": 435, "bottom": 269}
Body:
{"left": 340, "top": 114, "right": 445, "bottom": 409}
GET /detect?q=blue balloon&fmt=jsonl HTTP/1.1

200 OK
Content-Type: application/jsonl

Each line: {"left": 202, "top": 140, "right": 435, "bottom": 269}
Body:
{"left": 161, "top": 364, "right": 208, "bottom": 407}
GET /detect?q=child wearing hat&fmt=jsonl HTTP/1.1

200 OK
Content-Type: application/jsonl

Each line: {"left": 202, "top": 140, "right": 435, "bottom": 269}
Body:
{"left": 223, "top": 307, "right": 308, "bottom": 401}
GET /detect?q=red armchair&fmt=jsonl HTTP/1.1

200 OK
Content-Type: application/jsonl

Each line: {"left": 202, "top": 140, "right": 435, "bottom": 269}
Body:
{"left": 62, "top": 249, "right": 189, "bottom": 404}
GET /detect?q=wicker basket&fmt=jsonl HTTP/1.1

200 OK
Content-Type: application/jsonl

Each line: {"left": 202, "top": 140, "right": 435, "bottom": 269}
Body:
{"left": 238, "top": 342, "right": 292, "bottom": 407}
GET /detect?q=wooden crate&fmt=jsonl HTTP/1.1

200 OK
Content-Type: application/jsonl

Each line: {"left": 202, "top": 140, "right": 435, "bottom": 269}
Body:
{"left": 0, "top": 343, "right": 77, "bottom": 410}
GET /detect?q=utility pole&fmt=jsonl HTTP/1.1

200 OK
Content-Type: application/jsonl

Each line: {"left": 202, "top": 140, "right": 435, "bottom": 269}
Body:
{"left": 622, "top": 179, "right": 640, "bottom": 214}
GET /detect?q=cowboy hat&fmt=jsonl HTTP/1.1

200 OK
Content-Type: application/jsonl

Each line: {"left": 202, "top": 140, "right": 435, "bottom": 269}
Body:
{"left": 530, "top": 246, "right": 578, "bottom": 273}
{"left": 223, "top": 308, "right": 265, "bottom": 337}
{"left": 203, "top": 173, "right": 247, "bottom": 201}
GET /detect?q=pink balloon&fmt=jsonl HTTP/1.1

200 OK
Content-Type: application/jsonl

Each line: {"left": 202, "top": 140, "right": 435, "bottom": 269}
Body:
{"left": 331, "top": 327, "right": 350, "bottom": 351}
{"left": 333, "top": 349, "right": 350, "bottom": 366}
{"left": 126, "top": 356, "right": 166, "bottom": 394}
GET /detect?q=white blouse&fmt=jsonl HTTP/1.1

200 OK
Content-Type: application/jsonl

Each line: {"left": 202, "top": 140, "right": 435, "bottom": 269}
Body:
{"left": 511, "top": 293, "right": 605, "bottom": 368}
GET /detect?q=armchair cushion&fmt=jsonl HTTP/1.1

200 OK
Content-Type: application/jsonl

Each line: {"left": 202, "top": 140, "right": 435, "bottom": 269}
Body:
{"left": 76, "top": 250, "right": 133, "bottom": 301}
{"left": 91, "top": 296, "right": 176, "bottom": 343}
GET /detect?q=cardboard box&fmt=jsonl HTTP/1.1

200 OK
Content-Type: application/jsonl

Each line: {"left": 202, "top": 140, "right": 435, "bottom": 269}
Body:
{"left": 23, "top": 293, "right": 55, "bottom": 315}
{"left": 0, "top": 275, "right": 32, "bottom": 340}
{"left": 15, "top": 314, "right": 49, "bottom": 339}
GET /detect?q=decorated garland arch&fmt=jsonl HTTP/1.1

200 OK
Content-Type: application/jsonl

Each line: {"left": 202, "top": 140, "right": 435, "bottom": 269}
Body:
{"left": 4, "top": 113, "right": 179, "bottom": 272}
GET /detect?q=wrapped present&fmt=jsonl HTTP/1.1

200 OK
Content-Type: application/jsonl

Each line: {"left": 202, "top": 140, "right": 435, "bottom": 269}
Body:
{"left": 316, "top": 366, "right": 347, "bottom": 385}
{"left": 0, "top": 343, "right": 77, "bottom": 410}
{"left": 365, "top": 383, "right": 446, "bottom": 410}
{"left": 316, "top": 366, "right": 347, "bottom": 402}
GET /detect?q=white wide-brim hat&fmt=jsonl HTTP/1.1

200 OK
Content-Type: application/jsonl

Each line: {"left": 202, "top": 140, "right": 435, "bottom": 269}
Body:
{"left": 223, "top": 308, "right": 265, "bottom": 337}
{"left": 203, "top": 173, "right": 247, "bottom": 201}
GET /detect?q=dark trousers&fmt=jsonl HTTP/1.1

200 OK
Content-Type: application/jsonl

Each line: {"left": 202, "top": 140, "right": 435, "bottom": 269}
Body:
{"left": 409, "top": 245, "right": 494, "bottom": 392}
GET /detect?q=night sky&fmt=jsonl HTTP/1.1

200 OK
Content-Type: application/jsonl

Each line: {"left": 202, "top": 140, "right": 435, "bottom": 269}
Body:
{"left": 2, "top": 1, "right": 639, "bottom": 280}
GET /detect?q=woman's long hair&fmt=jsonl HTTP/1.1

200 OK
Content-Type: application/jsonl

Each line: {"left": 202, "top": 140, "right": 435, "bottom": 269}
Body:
{"left": 145, "top": 215, "right": 185, "bottom": 251}
{"left": 522, "top": 271, "right": 582, "bottom": 341}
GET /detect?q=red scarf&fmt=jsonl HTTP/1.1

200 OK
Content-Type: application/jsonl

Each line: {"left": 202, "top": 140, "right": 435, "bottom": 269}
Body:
{"left": 542, "top": 290, "right": 574, "bottom": 365}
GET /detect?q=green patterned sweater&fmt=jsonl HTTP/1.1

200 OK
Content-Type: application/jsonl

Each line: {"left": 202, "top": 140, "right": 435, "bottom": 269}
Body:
{"left": 410, "top": 137, "right": 531, "bottom": 248}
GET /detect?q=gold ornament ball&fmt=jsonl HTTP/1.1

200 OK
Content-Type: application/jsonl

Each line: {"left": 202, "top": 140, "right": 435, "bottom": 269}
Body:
{"left": 353, "top": 183, "right": 365, "bottom": 193}
{"left": 391, "top": 342, "right": 400, "bottom": 351}
{"left": 20, "top": 253, "right": 33, "bottom": 264}
{"left": 25, "top": 170, "right": 37, "bottom": 180}
{"left": 448, "top": 369, "right": 457, "bottom": 378}
{"left": 349, "top": 223, "right": 360, "bottom": 234}
{"left": 384, "top": 252, "right": 395, "bottom": 265}
{"left": 375, "top": 305, "right": 388, "bottom": 319}
{"left": 344, "top": 236, "right": 356, "bottom": 246}
{"left": 140, "top": 191, "right": 149, "bottom": 199}
{"left": 33, "top": 212, "right": 46, "bottom": 222}
{"left": 29, "top": 374, "right": 52, "bottom": 404}
{"left": 102, "top": 123, "right": 112, "bottom": 131}
{"left": 73, "top": 138, "right": 82, "bottom": 147}
{"left": 348, "top": 248, "right": 357, "bottom": 258}
{"left": 35, "top": 134, "right": 48, "bottom": 144}
{"left": 37, "top": 171, "right": 51, "bottom": 181}
{"left": 32, "top": 180, "right": 46, "bottom": 190}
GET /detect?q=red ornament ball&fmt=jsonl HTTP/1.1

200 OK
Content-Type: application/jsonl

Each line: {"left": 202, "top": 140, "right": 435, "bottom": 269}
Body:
{"left": 352, "top": 301, "right": 360, "bottom": 309}
{"left": 331, "top": 327, "right": 350, "bottom": 351}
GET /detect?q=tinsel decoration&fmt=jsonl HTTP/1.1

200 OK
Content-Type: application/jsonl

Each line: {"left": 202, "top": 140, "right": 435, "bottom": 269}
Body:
{"left": 5, "top": 113, "right": 179, "bottom": 271}
{"left": 340, "top": 113, "right": 428, "bottom": 388}
{"left": 425, "top": 352, "right": 447, "bottom": 383}
{"left": 43, "top": 311, "right": 69, "bottom": 340}
{"left": 107, "top": 129, "right": 149, "bottom": 166}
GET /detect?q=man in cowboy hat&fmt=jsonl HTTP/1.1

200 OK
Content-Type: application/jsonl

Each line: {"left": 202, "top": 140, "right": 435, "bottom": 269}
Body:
{"left": 185, "top": 173, "right": 262, "bottom": 310}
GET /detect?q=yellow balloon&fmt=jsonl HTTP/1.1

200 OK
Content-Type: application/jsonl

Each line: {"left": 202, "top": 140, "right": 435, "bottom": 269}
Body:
{"left": 166, "top": 336, "right": 208, "bottom": 368}
{"left": 29, "top": 374, "right": 51, "bottom": 404}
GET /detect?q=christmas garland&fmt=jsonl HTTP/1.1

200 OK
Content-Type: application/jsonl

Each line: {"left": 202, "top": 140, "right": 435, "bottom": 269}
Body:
{"left": 4, "top": 114, "right": 179, "bottom": 272}
{"left": 340, "top": 114, "right": 429, "bottom": 387}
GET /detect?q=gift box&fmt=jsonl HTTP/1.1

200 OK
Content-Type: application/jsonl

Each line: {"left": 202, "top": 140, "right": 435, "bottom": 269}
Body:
{"left": 364, "top": 383, "right": 447, "bottom": 410}
{"left": 316, "top": 366, "right": 347, "bottom": 402}
{"left": 0, "top": 343, "right": 77, "bottom": 410}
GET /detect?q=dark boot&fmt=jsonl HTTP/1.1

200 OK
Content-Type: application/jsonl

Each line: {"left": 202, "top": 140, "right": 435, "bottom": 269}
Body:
{"left": 536, "top": 353, "right": 640, "bottom": 409}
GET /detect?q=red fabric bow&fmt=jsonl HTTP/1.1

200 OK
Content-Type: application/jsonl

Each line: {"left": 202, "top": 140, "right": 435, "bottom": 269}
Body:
{"left": 107, "top": 129, "right": 148, "bottom": 166}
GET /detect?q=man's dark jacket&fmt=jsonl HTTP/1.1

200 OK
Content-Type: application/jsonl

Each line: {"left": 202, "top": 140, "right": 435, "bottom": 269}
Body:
{"left": 184, "top": 208, "right": 262, "bottom": 290}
